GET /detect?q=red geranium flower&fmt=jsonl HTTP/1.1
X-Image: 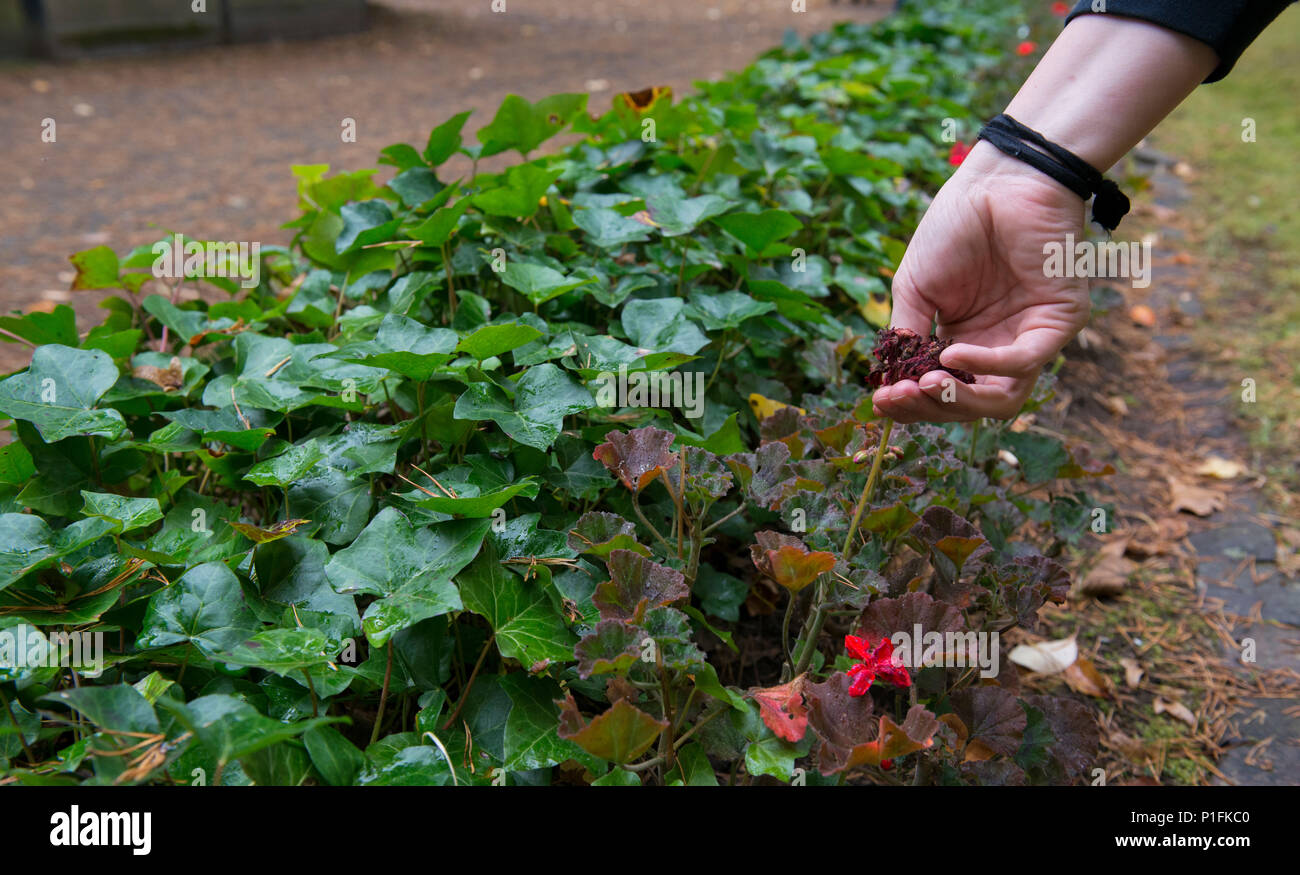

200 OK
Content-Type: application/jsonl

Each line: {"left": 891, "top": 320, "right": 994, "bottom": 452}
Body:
{"left": 1016, "top": 40, "right": 1037, "bottom": 56}
{"left": 948, "top": 141, "right": 972, "bottom": 167}
{"left": 1051, "top": 2, "right": 1070, "bottom": 16}
{"left": 845, "top": 634, "right": 912, "bottom": 697}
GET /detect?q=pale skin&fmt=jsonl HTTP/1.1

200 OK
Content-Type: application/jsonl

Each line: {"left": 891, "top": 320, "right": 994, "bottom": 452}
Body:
{"left": 871, "top": 14, "right": 1220, "bottom": 423}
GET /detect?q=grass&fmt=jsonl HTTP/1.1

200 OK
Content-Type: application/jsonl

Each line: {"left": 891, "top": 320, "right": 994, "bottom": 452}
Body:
{"left": 1147, "top": 7, "right": 1300, "bottom": 489}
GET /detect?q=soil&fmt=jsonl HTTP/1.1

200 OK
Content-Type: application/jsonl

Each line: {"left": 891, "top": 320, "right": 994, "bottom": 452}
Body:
{"left": 0, "top": 0, "right": 890, "bottom": 374}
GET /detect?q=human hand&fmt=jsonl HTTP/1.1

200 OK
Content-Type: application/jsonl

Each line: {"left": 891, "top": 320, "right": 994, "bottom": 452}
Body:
{"left": 870, "top": 141, "right": 1090, "bottom": 423}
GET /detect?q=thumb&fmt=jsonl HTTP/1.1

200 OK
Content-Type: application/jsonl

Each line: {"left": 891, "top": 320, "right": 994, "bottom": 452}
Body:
{"left": 940, "top": 326, "right": 1065, "bottom": 378}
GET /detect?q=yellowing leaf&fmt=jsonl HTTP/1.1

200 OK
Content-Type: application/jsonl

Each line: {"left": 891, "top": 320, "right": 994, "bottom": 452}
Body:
{"left": 858, "top": 294, "right": 891, "bottom": 328}
{"left": 747, "top": 393, "right": 805, "bottom": 421}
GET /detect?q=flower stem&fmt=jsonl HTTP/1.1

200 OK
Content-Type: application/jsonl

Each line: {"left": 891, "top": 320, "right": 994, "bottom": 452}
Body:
{"left": 792, "top": 419, "right": 895, "bottom": 678}
{"left": 842, "top": 418, "right": 894, "bottom": 558}
{"left": 780, "top": 590, "right": 800, "bottom": 682}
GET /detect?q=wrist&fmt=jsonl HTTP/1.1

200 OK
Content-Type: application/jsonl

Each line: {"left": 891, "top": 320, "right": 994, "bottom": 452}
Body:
{"left": 999, "top": 14, "right": 1218, "bottom": 171}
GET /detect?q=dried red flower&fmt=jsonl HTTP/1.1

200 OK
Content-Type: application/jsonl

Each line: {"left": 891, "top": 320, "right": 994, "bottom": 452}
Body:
{"left": 947, "top": 141, "right": 972, "bottom": 167}
{"left": 1016, "top": 41, "right": 1037, "bottom": 56}
{"left": 845, "top": 634, "right": 912, "bottom": 697}
{"left": 865, "top": 328, "right": 975, "bottom": 390}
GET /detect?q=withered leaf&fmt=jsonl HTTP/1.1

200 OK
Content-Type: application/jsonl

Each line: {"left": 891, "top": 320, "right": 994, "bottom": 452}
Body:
{"left": 229, "top": 518, "right": 311, "bottom": 545}
{"left": 132, "top": 356, "right": 185, "bottom": 391}
{"left": 749, "top": 675, "right": 809, "bottom": 743}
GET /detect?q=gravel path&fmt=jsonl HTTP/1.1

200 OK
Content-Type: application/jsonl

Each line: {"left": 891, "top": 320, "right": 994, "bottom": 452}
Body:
{"left": 0, "top": 0, "right": 887, "bottom": 373}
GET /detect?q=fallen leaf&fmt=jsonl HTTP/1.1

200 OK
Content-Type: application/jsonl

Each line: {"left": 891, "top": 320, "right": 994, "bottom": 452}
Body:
{"left": 1125, "top": 516, "right": 1189, "bottom": 559}
{"left": 1119, "top": 657, "right": 1144, "bottom": 688}
{"left": 1128, "top": 304, "right": 1157, "bottom": 327}
{"left": 1063, "top": 656, "right": 1116, "bottom": 699}
{"left": 1153, "top": 697, "right": 1197, "bottom": 729}
{"left": 1077, "top": 539, "right": 1134, "bottom": 597}
{"left": 1008, "top": 635, "right": 1078, "bottom": 675}
{"left": 1168, "top": 476, "right": 1226, "bottom": 517}
{"left": 1195, "top": 456, "right": 1246, "bottom": 480}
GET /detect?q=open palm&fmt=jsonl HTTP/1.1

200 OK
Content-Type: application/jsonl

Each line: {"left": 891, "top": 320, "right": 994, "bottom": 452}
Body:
{"left": 871, "top": 144, "right": 1091, "bottom": 423}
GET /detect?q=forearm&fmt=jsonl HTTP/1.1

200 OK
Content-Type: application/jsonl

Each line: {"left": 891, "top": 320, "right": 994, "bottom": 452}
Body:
{"left": 997, "top": 14, "right": 1219, "bottom": 171}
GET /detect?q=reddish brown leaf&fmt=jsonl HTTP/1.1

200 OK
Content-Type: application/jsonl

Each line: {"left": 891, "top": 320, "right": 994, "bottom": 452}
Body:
{"left": 856, "top": 591, "right": 965, "bottom": 667}
{"left": 951, "top": 686, "right": 1025, "bottom": 759}
{"left": 592, "top": 426, "right": 678, "bottom": 493}
{"left": 1022, "top": 694, "right": 1100, "bottom": 780}
{"left": 592, "top": 549, "right": 688, "bottom": 622}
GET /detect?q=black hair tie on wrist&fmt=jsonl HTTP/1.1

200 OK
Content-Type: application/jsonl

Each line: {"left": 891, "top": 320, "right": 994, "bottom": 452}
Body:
{"left": 976, "top": 113, "right": 1131, "bottom": 232}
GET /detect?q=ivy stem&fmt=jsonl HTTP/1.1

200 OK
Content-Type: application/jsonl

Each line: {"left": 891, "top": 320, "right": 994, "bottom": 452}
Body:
{"left": 0, "top": 687, "right": 34, "bottom": 763}
{"left": 370, "top": 640, "right": 394, "bottom": 747}
{"left": 442, "top": 632, "right": 494, "bottom": 731}
{"left": 842, "top": 418, "right": 894, "bottom": 557}
{"left": 302, "top": 669, "right": 319, "bottom": 718}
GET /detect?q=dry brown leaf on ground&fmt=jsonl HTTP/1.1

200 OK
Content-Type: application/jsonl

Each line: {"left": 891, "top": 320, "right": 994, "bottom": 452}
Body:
{"left": 1154, "top": 697, "right": 1198, "bottom": 728}
{"left": 1167, "top": 476, "right": 1226, "bottom": 517}
{"left": 1077, "top": 539, "right": 1135, "bottom": 597}
{"left": 1119, "top": 657, "right": 1145, "bottom": 688}
{"left": 1063, "top": 656, "right": 1117, "bottom": 699}
{"left": 1128, "top": 304, "right": 1158, "bottom": 327}
{"left": 1008, "top": 636, "right": 1078, "bottom": 675}
{"left": 1195, "top": 456, "right": 1247, "bottom": 480}
{"left": 1125, "top": 516, "right": 1190, "bottom": 559}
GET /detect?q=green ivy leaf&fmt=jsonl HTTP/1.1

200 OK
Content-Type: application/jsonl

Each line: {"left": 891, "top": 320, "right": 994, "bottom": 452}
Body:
{"left": 457, "top": 544, "right": 577, "bottom": 667}
{"left": 453, "top": 363, "right": 594, "bottom": 450}
{"left": 0, "top": 345, "right": 125, "bottom": 442}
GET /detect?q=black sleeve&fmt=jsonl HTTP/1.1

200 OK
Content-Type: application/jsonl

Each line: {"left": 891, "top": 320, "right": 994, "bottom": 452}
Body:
{"left": 1066, "top": 0, "right": 1296, "bottom": 82}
